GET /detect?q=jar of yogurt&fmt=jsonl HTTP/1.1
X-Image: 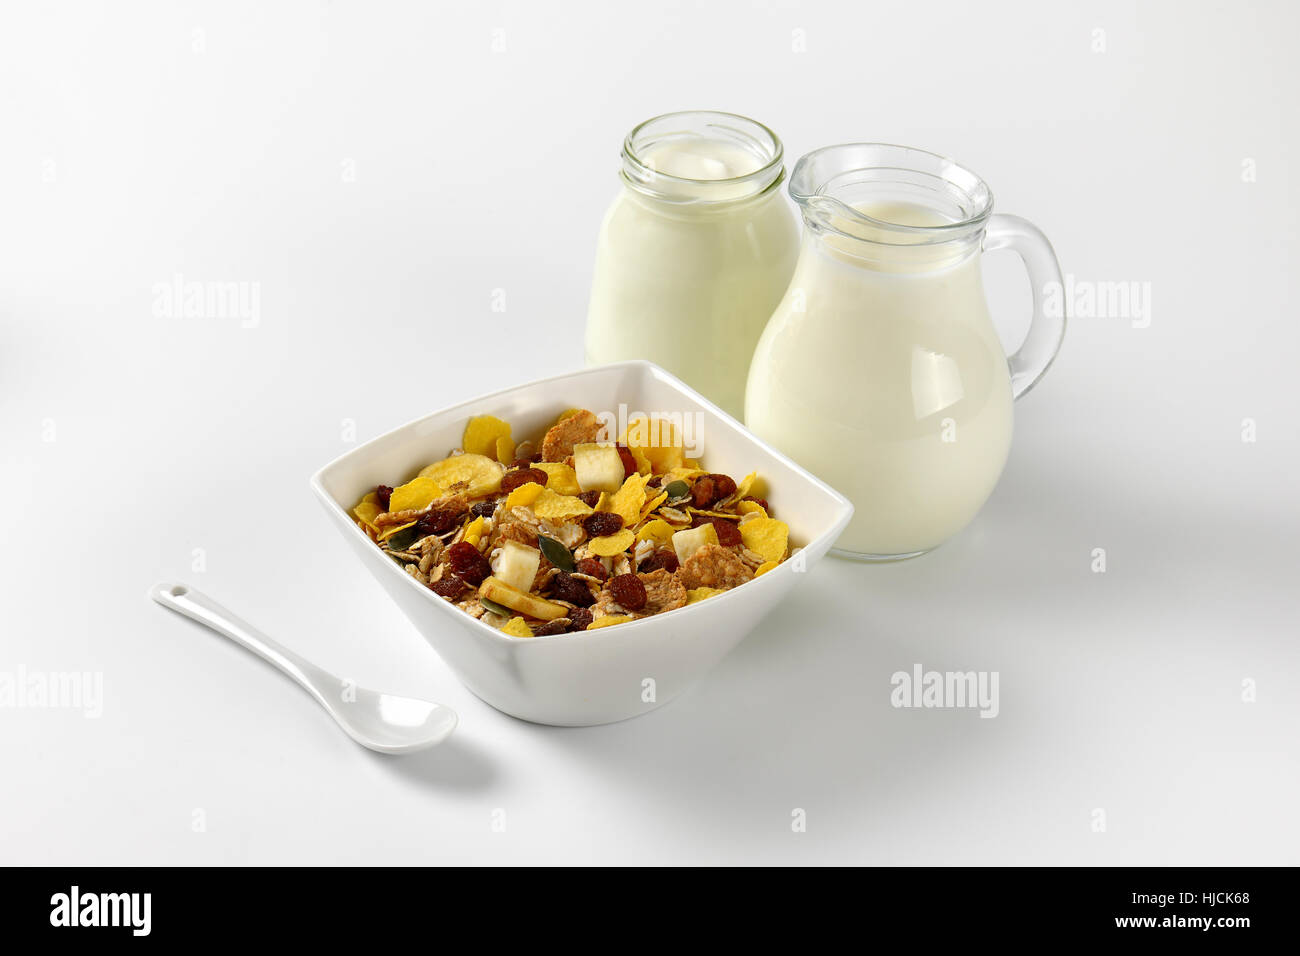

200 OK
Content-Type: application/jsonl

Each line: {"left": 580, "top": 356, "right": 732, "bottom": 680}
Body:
{"left": 745, "top": 144, "right": 1066, "bottom": 560}
{"left": 586, "top": 111, "right": 799, "bottom": 420}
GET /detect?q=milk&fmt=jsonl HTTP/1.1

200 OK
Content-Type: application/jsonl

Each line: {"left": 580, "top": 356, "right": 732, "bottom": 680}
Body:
{"left": 745, "top": 201, "right": 1014, "bottom": 557}
{"left": 586, "top": 135, "right": 799, "bottom": 420}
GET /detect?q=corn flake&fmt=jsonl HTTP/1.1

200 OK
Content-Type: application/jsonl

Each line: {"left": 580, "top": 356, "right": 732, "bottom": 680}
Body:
{"left": 500, "top": 616, "right": 533, "bottom": 638}
{"left": 754, "top": 560, "right": 778, "bottom": 577}
{"left": 495, "top": 435, "right": 515, "bottom": 464}
{"left": 620, "top": 416, "right": 685, "bottom": 473}
{"left": 740, "top": 517, "right": 789, "bottom": 564}
{"left": 463, "top": 516, "right": 486, "bottom": 547}
{"left": 388, "top": 477, "right": 444, "bottom": 512}
{"left": 532, "top": 488, "right": 594, "bottom": 521}
{"left": 352, "top": 492, "right": 382, "bottom": 530}
{"left": 605, "top": 473, "right": 651, "bottom": 525}
{"left": 588, "top": 529, "right": 634, "bottom": 556}
{"left": 504, "top": 481, "right": 545, "bottom": 510}
{"left": 736, "top": 499, "right": 767, "bottom": 517}
{"left": 534, "top": 461, "right": 581, "bottom": 496}
{"left": 634, "top": 518, "right": 675, "bottom": 548}
{"left": 378, "top": 520, "right": 417, "bottom": 542}
{"left": 588, "top": 614, "right": 634, "bottom": 629}
{"left": 463, "top": 415, "right": 513, "bottom": 460}
{"left": 686, "top": 587, "right": 723, "bottom": 604}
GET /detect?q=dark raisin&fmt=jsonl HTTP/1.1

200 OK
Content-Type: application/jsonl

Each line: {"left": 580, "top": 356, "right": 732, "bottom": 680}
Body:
{"left": 533, "top": 618, "right": 571, "bottom": 636}
{"left": 429, "top": 576, "right": 465, "bottom": 601}
{"left": 446, "top": 541, "right": 491, "bottom": 586}
{"left": 575, "top": 557, "right": 608, "bottom": 581}
{"left": 550, "top": 570, "right": 595, "bottom": 607}
{"left": 375, "top": 485, "right": 393, "bottom": 510}
{"left": 501, "top": 467, "right": 548, "bottom": 494}
{"left": 509, "top": 457, "right": 534, "bottom": 469}
{"left": 742, "top": 495, "right": 769, "bottom": 514}
{"left": 615, "top": 444, "right": 638, "bottom": 478}
{"left": 568, "top": 607, "right": 594, "bottom": 631}
{"left": 577, "top": 490, "right": 602, "bottom": 507}
{"left": 707, "top": 474, "right": 738, "bottom": 501}
{"left": 690, "top": 477, "right": 716, "bottom": 508}
{"left": 583, "top": 511, "right": 624, "bottom": 537}
{"left": 416, "top": 503, "right": 467, "bottom": 536}
{"left": 639, "top": 548, "right": 679, "bottom": 573}
{"left": 608, "top": 573, "right": 647, "bottom": 612}
{"left": 646, "top": 475, "right": 662, "bottom": 488}
{"left": 712, "top": 517, "right": 742, "bottom": 548}
{"left": 471, "top": 500, "right": 498, "bottom": 519}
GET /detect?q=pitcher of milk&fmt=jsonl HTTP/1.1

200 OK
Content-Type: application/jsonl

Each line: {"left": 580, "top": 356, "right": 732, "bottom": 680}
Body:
{"left": 745, "top": 144, "right": 1065, "bottom": 559}
{"left": 586, "top": 111, "right": 799, "bottom": 419}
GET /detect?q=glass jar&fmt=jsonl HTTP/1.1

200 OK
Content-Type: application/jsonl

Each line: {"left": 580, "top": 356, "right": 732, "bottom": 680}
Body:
{"left": 745, "top": 144, "right": 1066, "bottom": 560}
{"left": 585, "top": 110, "right": 800, "bottom": 419}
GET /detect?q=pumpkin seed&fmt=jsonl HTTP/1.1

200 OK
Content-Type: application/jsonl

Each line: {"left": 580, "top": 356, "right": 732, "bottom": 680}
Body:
{"left": 385, "top": 526, "right": 421, "bottom": 552}
{"left": 537, "top": 534, "right": 575, "bottom": 572}
{"left": 480, "top": 597, "right": 512, "bottom": 617}
{"left": 663, "top": 480, "right": 691, "bottom": 505}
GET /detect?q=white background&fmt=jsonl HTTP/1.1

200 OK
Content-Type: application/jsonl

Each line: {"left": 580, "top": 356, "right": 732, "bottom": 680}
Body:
{"left": 2, "top": 0, "right": 1296, "bottom": 865}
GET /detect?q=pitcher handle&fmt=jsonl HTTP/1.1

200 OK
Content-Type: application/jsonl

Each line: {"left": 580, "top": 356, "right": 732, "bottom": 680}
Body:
{"left": 983, "top": 213, "right": 1066, "bottom": 400}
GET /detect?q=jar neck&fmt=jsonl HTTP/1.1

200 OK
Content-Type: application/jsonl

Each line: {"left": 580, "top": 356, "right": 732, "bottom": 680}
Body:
{"left": 620, "top": 110, "right": 786, "bottom": 208}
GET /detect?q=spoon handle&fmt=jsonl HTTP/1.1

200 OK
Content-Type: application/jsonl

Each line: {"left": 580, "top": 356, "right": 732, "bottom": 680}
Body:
{"left": 149, "top": 582, "right": 332, "bottom": 706}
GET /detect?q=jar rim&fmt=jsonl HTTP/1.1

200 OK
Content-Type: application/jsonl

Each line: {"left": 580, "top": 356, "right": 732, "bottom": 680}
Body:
{"left": 621, "top": 110, "right": 786, "bottom": 204}
{"left": 790, "top": 143, "right": 994, "bottom": 244}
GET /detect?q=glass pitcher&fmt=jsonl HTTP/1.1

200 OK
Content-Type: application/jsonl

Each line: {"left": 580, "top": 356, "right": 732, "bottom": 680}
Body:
{"left": 744, "top": 144, "right": 1065, "bottom": 560}
{"left": 586, "top": 111, "right": 800, "bottom": 420}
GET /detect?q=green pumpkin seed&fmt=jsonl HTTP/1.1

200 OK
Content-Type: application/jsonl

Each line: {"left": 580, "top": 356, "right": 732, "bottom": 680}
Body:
{"left": 384, "top": 526, "right": 421, "bottom": 552}
{"left": 537, "top": 534, "right": 575, "bottom": 572}
{"left": 663, "top": 480, "right": 691, "bottom": 505}
{"left": 480, "top": 597, "right": 512, "bottom": 617}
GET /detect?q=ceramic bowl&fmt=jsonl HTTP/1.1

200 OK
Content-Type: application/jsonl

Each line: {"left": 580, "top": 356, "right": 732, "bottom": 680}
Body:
{"left": 310, "top": 361, "right": 852, "bottom": 726}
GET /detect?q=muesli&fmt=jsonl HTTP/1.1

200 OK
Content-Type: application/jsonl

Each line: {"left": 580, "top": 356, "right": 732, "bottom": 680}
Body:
{"left": 352, "top": 409, "right": 791, "bottom": 636}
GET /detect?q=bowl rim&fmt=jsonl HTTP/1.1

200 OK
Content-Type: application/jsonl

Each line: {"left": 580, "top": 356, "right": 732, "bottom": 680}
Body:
{"left": 309, "top": 360, "right": 854, "bottom": 647}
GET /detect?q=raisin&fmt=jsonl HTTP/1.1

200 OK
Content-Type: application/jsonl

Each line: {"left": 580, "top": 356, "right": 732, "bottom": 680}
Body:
{"left": 416, "top": 503, "right": 467, "bottom": 536}
{"left": 608, "top": 573, "right": 647, "bottom": 612}
{"left": 568, "top": 607, "right": 594, "bottom": 631}
{"left": 712, "top": 518, "right": 743, "bottom": 547}
{"left": 577, "top": 490, "right": 602, "bottom": 507}
{"left": 743, "top": 495, "right": 769, "bottom": 514}
{"left": 576, "top": 557, "right": 608, "bottom": 581}
{"left": 501, "top": 467, "right": 548, "bottom": 494}
{"left": 646, "top": 475, "right": 662, "bottom": 488}
{"left": 550, "top": 570, "right": 595, "bottom": 607}
{"left": 509, "top": 457, "right": 534, "bottom": 469}
{"left": 533, "top": 618, "right": 571, "bottom": 636}
{"left": 429, "top": 576, "right": 465, "bottom": 601}
{"left": 446, "top": 541, "right": 491, "bottom": 586}
{"left": 376, "top": 485, "right": 393, "bottom": 510}
{"left": 707, "top": 474, "right": 738, "bottom": 500}
{"left": 471, "top": 500, "right": 498, "bottom": 519}
{"left": 690, "top": 477, "right": 716, "bottom": 508}
{"left": 615, "top": 444, "right": 638, "bottom": 478}
{"left": 639, "top": 548, "right": 679, "bottom": 573}
{"left": 583, "top": 511, "right": 624, "bottom": 537}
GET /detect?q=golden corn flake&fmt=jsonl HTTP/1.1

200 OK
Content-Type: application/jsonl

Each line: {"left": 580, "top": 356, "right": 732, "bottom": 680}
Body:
{"left": 504, "top": 481, "right": 546, "bottom": 510}
{"left": 634, "top": 518, "right": 675, "bottom": 549}
{"left": 378, "top": 520, "right": 417, "bottom": 542}
{"left": 588, "top": 614, "right": 635, "bottom": 629}
{"left": 463, "top": 415, "right": 513, "bottom": 460}
{"left": 754, "top": 560, "right": 778, "bottom": 577}
{"left": 625, "top": 444, "right": 652, "bottom": 475}
{"left": 732, "top": 471, "right": 766, "bottom": 502}
{"left": 418, "top": 453, "right": 504, "bottom": 497}
{"left": 463, "top": 516, "right": 486, "bottom": 547}
{"left": 620, "top": 416, "right": 684, "bottom": 473}
{"left": 495, "top": 434, "right": 515, "bottom": 465}
{"left": 736, "top": 499, "right": 767, "bottom": 517}
{"left": 740, "top": 517, "right": 789, "bottom": 564}
{"left": 686, "top": 587, "right": 723, "bottom": 604}
{"left": 532, "top": 488, "right": 595, "bottom": 521}
{"left": 639, "top": 490, "right": 668, "bottom": 521}
{"left": 683, "top": 458, "right": 703, "bottom": 470}
{"left": 500, "top": 616, "right": 533, "bottom": 638}
{"left": 605, "top": 473, "right": 651, "bottom": 525}
{"left": 534, "top": 461, "right": 581, "bottom": 496}
{"left": 388, "top": 477, "right": 444, "bottom": 512}
{"left": 588, "top": 528, "right": 635, "bottom": 556}
{"left": 666, "top": 465, "right": 706, "bottom": 482}
{"left": 352, "top": 492, "right": 383, "bottom": 530}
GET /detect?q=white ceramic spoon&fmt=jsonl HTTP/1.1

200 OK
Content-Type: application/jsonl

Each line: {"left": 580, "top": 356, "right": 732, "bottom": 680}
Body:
{"left": 149, "top": 582, "right": 457, "bottom": 754}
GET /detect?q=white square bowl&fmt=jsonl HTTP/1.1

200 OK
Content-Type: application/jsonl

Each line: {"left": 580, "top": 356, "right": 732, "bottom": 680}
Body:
{"left": 310, "top": 361, "right": 853, "bottom": 726}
